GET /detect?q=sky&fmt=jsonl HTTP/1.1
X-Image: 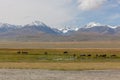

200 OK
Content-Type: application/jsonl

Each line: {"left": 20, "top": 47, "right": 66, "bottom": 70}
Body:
{"left": 0, "top": 0, "right": 120, "bottom": 28}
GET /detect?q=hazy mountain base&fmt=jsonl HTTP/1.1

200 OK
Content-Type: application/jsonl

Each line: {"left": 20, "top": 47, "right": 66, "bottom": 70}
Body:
{"left": 0, "top": 32, "right": 120, "bottom": 42}
{"left": 0, "top": 41, "right": 119, "bottom": 49}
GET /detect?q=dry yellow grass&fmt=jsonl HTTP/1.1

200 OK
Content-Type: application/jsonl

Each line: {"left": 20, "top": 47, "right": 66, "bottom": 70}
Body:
{"left": 0, "top": 62, "right": 120, "bottom": 70}
{"left": 0, "top": 41, "right": 120, "bottom": 49}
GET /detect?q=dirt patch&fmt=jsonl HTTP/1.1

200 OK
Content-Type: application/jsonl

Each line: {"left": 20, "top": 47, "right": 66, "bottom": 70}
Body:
{"left": 0, "top": 69, "right": 119, "bottom": 80}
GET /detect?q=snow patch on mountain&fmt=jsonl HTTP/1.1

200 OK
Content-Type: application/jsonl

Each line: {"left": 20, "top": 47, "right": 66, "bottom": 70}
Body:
{"left": 107, "top": 25, "right": 118, "bottom": 29}
{"left": 84, "top": 22, "right": 117, "bottom": 29}
{"left": 27, "top": 21, "right": 47, "bottom": 27}
{"left": 58, "top": 27, "right": 79, "bottom": 33}
{"left": 84, "top": 22, "right": 102, "bottom": 28}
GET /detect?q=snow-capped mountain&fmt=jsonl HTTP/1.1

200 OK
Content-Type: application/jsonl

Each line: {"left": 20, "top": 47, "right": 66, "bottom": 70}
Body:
{"left": 0, "top": 21, "right": 120, "bottom": 42}
{"left": 83, "top": 22, "right": 117, "bottom": 29}
{"left": 58, "top": 27, "right": 79, "bottom": 33}
{"left": 25, "top": 21, "right": 47, "bottom": 27}
{"left": 0, "top": 22, "right": 21, "bottom": 33}
{"left": 0, "top": 21, "right": 119, "bottom": 34}
{"left": 84, "top": 22, "right": 102, "bottom": 28}
{"left": 76, "top": 22, "right": 118, "bottom": 34}
{"left": 18, "top": 21, "right": 58, "bottom": 34}
{"left": 0, "top": 21, "right": 60, "bottom": 35}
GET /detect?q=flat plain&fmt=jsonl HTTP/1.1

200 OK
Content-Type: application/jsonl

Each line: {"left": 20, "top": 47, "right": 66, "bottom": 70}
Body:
{"left": 0, "top": 41, "right": 120, "bottom": 49}
{"left": 0, "top": 41, "right": 119, "bottom": 70}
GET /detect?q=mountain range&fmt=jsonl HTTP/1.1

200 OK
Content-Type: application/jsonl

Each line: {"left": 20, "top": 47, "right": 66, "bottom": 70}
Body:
{"left": 0, "top": 21, "right": 120, "bottom": 42}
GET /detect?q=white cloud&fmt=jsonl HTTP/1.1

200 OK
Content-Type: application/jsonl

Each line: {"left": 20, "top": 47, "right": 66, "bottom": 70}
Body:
{"left": 0, "top": 0, "right": 118, "bottom": 27}
{"left": 0, "top": 0, "right": 75, "bottom": 27}
{"left": 77, "top": 0, "right": 107, "bottom": 11}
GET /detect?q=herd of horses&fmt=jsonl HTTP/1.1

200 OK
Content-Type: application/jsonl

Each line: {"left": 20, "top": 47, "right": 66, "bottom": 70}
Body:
{"left": 63, "top": 51, "right": 117, "bottom": 58}
{"left": 17, "top": 51, "right": 117, "bottom": 58}
{"left": 17, "top": 51, "right": 28, "bottom": 55}
{"left": 79, "top": 54, "right": 117, "bottom": 58}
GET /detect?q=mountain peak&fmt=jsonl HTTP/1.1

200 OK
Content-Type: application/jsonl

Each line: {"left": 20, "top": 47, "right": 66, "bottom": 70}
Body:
{"left": 27, "top": 21, "right": 46, "bottom": 26}
{"left": 84, "top": 22, "right": 117, "bottom": 29}
{"left": 0, "top": 22, "right": 13, "bottom": 27}
{"left": 58, "top": 26, "right": 79, "bottom": 33}
{"left": 0, "top": 22, "right": 22, "bottom": 29}
{"left": 85, "top": 22, "right": 102, "bottom": 28}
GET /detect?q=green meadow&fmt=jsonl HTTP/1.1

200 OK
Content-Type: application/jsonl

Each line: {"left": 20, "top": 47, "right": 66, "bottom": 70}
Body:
{"left": 0, "top": 49, "right": 119, "bottom": 62}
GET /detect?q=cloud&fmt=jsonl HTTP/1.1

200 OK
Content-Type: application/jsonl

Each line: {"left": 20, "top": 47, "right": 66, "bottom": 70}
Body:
{"left": 0, "top": 0, "right": 75, "bottom": 27}
{"left": 77, "top": 0, "right": 107, "bottom": 11}
{"left": 0, "top": 0, "right": 119, "bottom": 27}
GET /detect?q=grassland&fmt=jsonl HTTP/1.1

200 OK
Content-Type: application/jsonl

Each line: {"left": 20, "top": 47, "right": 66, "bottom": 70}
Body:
{"left": 0, "top": 48, "right": 119, "bottom": 70}
{"left": 0, "top": 41, "right": 119, "bottom": 70}
{"left": 0, "top": 48, "right": 120, "bottom": 62}
{"left": 0, "top": 62, "right": 120, "bottom": 70}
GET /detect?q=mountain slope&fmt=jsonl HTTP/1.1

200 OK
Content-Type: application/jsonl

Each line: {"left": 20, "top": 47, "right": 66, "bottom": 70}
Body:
{"left": 22, "top": 21, "right": 58, "bottom": 34}
{"left": 0, "top": 22, "right": 20, "bottom": 33}
{"left": 0, "top": 21, "right": 119, "bottom": 42}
